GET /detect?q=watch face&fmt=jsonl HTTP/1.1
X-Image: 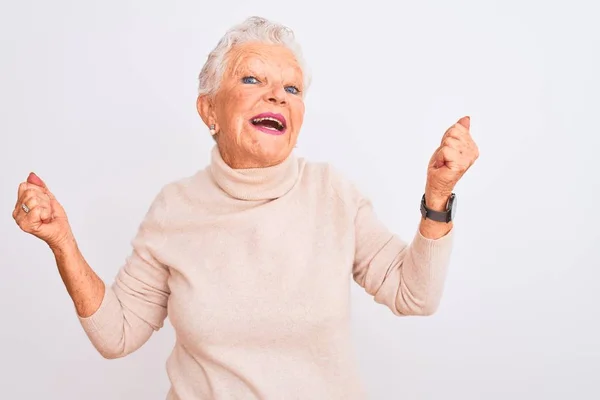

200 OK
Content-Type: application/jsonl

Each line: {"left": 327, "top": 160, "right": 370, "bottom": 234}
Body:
{"left": 450, "top": 195, "right": 457, "bottom": 220}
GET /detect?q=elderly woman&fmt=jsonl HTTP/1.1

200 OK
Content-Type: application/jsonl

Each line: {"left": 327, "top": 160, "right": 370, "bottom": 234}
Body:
{"left": 13, "top": 16, "right": 478, "bottom": 400}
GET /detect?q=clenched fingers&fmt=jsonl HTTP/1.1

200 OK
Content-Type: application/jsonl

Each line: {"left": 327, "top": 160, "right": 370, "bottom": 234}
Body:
{"left": 16, "top": 182, "right": 47, "bottom": 207}
{"left": 441, "top": 123, "right": 479, "bottom": 161}
{"left": 14, "top": 189, "right": 53, "bottom": 224}
{"left": 442, "top": 123, "right": 469, "bottom": 143}
{"left": 441, "top": 137, "right": 465, "bottom": 154}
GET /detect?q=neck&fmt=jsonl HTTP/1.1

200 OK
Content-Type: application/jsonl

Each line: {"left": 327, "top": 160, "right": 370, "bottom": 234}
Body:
{"left": 216, "top": 140, "right": 286, "bottom": 169}
{"left": 209, "top": 145, "right": 301, "bottom": 201}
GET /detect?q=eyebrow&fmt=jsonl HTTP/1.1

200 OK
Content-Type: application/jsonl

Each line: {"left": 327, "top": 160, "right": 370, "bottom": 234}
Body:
{"left": 234, "top": 66, "right": 258, "bottom": 76}
{"left": 231, "top": 59, "right": 303, "bottom": 88}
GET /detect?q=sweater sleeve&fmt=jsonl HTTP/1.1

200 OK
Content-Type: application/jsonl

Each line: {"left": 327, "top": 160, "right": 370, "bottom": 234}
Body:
{"left": 352, "top": 194, "right": 454, "bottom": 316}
{"left": 77, "top": 189, "right": 171, "bottom": 359}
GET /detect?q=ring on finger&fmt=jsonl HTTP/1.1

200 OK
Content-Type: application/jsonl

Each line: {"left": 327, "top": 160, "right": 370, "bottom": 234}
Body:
{"left": 21, "top": 203, "right": 30, "bottom": 213}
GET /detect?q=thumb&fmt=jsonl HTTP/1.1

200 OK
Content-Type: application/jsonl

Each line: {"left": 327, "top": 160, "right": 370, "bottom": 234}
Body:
{"left": 27, "top": 172, "right": 55, "bottom": 199}
{"left": 27, "top": 172, "right": 47, "bottom": 188}
{"left": 457, "top": 116, "right": 470, "bottom": 130}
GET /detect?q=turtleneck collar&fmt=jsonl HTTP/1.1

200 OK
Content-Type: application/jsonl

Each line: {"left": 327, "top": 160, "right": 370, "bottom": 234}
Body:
{"left": 209, "top": 145, "right": 301, "bottom": 201}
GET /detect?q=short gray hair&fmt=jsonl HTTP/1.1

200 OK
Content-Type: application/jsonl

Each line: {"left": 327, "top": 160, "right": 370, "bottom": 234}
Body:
{"left": 197, "top": 16, "right": 311, "bottom": 98}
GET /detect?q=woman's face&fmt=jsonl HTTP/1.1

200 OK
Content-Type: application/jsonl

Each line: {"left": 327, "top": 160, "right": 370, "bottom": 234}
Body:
{"left": 198, "top": 42, "right": 305, "bottom": 168}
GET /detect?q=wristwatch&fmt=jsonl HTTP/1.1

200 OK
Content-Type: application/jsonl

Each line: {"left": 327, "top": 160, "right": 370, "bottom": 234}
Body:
{"left": 420, "top": 193, "right": 457, "bottom": 223}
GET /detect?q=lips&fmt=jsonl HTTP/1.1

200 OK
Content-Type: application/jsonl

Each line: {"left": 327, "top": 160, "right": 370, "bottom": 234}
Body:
{"left": 249, "top": 112, "right": 287, "bottom": 135}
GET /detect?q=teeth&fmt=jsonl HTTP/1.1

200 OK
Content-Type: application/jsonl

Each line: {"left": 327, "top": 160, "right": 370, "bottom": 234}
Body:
{"left": 252, "top": 117, "right": 284, "bottom": 130}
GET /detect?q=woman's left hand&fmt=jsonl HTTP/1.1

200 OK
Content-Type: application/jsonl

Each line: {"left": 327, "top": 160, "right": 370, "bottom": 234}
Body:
{"left": 425, "top": 116, "right": 479, "bottom": 208}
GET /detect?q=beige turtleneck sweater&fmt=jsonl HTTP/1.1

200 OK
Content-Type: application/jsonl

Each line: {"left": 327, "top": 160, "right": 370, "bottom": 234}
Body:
{"left": 78, "top": 146, "right": 454, "bottom": 399}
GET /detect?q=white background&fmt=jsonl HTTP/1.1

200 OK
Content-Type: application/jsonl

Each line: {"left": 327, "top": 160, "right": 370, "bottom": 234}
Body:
{"left": 1, "top": 1, "right": 599, "bottom": 399}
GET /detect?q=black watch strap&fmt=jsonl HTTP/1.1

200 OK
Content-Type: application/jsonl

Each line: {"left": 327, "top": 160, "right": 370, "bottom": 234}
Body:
{"left": 420, "top": 193, "right": 456, "bottom": 223}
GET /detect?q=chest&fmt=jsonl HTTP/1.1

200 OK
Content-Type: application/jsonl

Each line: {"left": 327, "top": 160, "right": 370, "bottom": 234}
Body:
{"left": 161, "top": 196, "right": 356, "bottom": 345}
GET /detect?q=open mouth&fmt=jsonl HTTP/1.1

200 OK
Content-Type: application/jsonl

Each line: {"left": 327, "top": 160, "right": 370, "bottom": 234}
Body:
{"left": 250, "top": 112, "right": 287, "bottom": 133}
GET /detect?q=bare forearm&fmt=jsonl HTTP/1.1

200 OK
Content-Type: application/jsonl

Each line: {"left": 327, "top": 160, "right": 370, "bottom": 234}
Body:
{"left": 50, "top": 234, "right": 105, "bottom": 318}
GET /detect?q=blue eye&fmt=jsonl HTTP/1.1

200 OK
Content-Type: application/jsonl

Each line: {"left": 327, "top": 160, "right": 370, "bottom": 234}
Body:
{"left": 285, "top": 86, "right": 300, "bottom": 95}
{"left": 242, "top": 76, "right": 259, "bottom": 84}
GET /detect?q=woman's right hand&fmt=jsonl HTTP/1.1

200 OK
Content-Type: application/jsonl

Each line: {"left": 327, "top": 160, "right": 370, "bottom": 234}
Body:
{"left": 13, "top": 172, "right": 73, "bottom": 250}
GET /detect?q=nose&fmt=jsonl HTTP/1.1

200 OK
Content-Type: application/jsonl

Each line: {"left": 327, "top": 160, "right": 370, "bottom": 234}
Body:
{"left": 264, "top": 85, "right": 287, "bottom": 105}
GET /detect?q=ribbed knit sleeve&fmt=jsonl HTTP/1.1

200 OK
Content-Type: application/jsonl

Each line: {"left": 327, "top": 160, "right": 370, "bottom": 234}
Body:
{"left": 352, "top": 195, "right": 454, "bottom": 316}
{"left": 78, "top": 189, "right": 171, "bottom": 358}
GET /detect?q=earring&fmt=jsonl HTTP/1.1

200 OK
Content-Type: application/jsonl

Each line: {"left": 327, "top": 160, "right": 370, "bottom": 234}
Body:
{"left": 209, "top": 124, "right": 216, "bottom": 136}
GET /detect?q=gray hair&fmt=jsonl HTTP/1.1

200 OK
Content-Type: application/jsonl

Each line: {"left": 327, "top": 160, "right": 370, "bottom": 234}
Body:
{"left": 197, "top": 16, "right": 311, "bottom": 98}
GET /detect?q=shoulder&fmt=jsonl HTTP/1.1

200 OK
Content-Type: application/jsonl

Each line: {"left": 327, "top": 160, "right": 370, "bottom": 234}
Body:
{"left": 301, "top": 159, "right": 363, "bottom": 207}
{"left": 156, "top": 167, "right": 217, "bottom": 206}
{"left": 142, "top": 169, "right": 211, "bottom": 222}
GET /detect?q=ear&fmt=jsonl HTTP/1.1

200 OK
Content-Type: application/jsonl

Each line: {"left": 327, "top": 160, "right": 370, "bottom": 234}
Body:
{"left": 197, "top": 94, "right": 215, "bottom": 127}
